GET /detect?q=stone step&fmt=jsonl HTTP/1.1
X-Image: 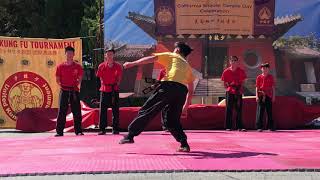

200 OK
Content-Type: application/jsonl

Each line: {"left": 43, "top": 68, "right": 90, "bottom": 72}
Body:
{"left": 194, "top": 78, "right": 226, "bottom": 97}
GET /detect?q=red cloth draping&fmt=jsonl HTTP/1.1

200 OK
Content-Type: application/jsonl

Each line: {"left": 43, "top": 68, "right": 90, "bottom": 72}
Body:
{"left": 16, "top": 97, "right": 320, "bottom": 132}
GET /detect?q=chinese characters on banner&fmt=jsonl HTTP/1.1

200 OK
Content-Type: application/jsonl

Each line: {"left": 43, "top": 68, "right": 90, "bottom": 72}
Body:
{"left": 155, "top": 0, "right": 275, "bottom": 35}
{"left": 176, "top": 0, "right": 254, "bottom": 35}
{"left": 209, "top": 34, "right": 226, "bottom": 41}
{"left": 0, "top": 37, "right": 82, "bottom": 128}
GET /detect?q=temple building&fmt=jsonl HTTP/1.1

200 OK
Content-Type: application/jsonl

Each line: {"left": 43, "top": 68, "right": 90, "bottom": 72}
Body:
{"left": 113, "top": 12, "right": 319, "bottom": 104}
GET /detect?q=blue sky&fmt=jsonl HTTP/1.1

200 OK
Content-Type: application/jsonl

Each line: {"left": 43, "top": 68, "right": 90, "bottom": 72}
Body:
{"left": 275, "top": 0, "right": 320, "bottom": 38}
{"left": 104, "top": 0, "right": 155, "bottom": 45}
{"left": 104, "top": 0, "right": 320, "bottom": 45}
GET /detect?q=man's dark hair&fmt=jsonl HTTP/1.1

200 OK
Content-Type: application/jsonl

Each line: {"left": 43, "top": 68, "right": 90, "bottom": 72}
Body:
{"left": 105, "top": 47, "right": 115, "bottom": 54}
{"left": 174, "top": 42, "right": 193, "bottom": 57}
{"left": 260, "top": 63, "right": 270, "bottom": 68}
{"left": 65, "top": 46, "right": 75, "bottom": 52}
{"left": 230, "top": 56, "right": 238, "bottom": 61}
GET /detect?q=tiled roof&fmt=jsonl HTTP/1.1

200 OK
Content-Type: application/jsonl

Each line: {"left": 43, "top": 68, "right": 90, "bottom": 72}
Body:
{"left": 126, "top": 12, "right": 156, "bottom": 39}
{"left": 127, "top": 12, "right": 155, "bottom": 24}
{"left": 280, "top": 47, "right": 320, "bottom": 59}
{"left": 114, "top": 44, "right": 155, "bottom": 61}
{"left": 274, "top": 14, "right": 302, "bottom": 25}
{"left": 273, "top": 14, "right": 303, "bottom": 40}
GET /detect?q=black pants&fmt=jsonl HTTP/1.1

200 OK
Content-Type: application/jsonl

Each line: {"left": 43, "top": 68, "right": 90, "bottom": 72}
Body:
{"left": 161, "top": 105, "right": 169, "bottom": 129}
{"left": 56, "top": 90, "right": 83, "bottom": 135}
{"left": 99, "top": 91, "right": 119, "bottom": 131}
{"left": 256, "top": 96, "right": 274, "bottom": 129}
{"left": 128, "top": 81, "right": 188, "bottom": 143}
{"left": 225, "top": 92, "right": 243, "bottom": 129}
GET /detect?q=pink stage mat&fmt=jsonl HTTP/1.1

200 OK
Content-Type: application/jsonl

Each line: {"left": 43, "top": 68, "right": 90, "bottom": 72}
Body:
{"left": 1, "top": 130, "right": 320, "bottom": 176}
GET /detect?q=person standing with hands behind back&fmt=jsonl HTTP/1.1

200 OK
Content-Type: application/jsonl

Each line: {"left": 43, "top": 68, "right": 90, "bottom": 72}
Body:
{"left": 96, "top": 47, "right": 123, "bottom": 135}
{"left": 256, "top": 63, "right": 276, "bottom": 132}
{"left": 221, "top": 56, "right": 247, "bottom": 131}
{"left": 55, "top": 46, "right": 84, "bottom": 137}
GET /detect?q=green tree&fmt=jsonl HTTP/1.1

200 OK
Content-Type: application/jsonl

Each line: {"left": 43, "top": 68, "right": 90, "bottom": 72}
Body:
{"left": 0, "top": 0, "right": 97, "bottom": 39}
{"left": 0, "top": 0, "right": 102, "bottom": 67}
{"left": 44, "top": 0, "right": 84, "bottom": 38}
{"left": 273, "top": 33, "right": 320, "bottom": 51}
{"left": 80, "top": 0, "right": 103, "bottom": 68}
{"left": 0, "top": 0, "right": 46, "bottom": 37}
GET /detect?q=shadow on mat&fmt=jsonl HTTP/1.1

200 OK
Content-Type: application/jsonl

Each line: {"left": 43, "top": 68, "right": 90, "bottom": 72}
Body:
{"left": 141, "top": 150, "right": 277, "bottom": 159}
{"left": 0, "top": 130, "right": 38, "bottom": 134}
{"left": 185, "top": 131, "right": 226, "bottom": 134}
{"left": 141, "top": 130, "right": 226, "bottom": 136}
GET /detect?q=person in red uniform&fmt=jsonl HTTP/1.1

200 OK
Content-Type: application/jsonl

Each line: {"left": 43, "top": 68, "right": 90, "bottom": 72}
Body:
{"left": 96, "top": 48, "right": 123, "bottom": 135}
{"left": 256, "top": 63, "right": 276, "bottom": 131}
{"left": 221, "top": 56, "right": 247, "bottom": 131}
{"left": 55, "top": 46, "right": 84, "bottom": 137}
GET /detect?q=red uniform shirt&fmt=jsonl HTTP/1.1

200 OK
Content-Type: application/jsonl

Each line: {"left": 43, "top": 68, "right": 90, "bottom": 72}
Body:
{"left": 221, "top": 67, "right": 247, "bottom": 94}
{"left": 96, "top": 62, "right": 123, "bottom": 92}
{"left": 56, "top": 62, "right": 83, "bottom": 91}
{"left": 256, "top": 74, "right": 275, "bottom": 98}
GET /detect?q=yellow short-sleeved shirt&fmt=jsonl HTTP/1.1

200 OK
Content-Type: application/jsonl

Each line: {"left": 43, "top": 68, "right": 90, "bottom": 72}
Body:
{"left": 153, "top": 52, "right": 195, "bottom": 85}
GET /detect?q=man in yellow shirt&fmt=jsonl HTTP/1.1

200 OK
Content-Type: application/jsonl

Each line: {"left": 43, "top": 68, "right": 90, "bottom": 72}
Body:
{"left": 119, "top": 42, "right": 195, "bottom": 152}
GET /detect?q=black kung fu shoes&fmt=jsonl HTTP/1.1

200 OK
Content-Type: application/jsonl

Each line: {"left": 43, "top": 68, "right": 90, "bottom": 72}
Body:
{"left": 119, "top": 134, "right": 134, "bottom": 144}
{"left": 177, "top": 141, "right": 190, "bottom": 152}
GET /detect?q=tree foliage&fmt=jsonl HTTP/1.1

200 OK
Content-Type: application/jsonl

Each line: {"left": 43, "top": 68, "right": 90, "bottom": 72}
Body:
{"left": 273, "top": 33, "right": 320, "bottom": 51}
{"left": 80, "top": 0, "right": 103, "bottom": 66}
{"left": 0, "top": 0, "right": 102, "bottom": 63}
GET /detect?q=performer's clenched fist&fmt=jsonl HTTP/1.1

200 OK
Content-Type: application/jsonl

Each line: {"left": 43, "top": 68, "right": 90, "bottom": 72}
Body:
{"left": 123, "top": 62, "right": 134, "bottom": 69}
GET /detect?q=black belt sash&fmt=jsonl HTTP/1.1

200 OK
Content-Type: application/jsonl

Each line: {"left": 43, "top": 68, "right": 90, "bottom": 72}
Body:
{"left": 61, "top": 86, "right": 78, "bottom": 104}
{"left": 142, "top": 78, "right": 161, "bottom": 94}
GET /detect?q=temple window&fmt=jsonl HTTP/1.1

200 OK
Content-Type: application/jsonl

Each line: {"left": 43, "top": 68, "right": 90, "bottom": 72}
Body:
{"left": 243, "top": 50, "right": 261, "bottom": 69}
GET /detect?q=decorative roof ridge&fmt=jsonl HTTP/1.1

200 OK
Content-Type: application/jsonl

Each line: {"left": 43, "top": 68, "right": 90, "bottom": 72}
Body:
{"left": 127, "top": 12, "right": 155, "bottom": 24}
{"left": 125, "top": 44, "right": 155, "bottom": 49}
{"left": 274, "top": 14, "right": 303, "bottom": 25}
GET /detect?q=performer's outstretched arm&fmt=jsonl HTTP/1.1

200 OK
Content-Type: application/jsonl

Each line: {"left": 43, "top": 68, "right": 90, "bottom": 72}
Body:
{"left": 123, "top": 56, "right": 158, "bottom": 69}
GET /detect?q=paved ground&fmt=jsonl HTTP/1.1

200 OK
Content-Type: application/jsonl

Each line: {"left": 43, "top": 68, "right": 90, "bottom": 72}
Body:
{"left": 1, "top": 172, "right": 320, "bottom": 180}
{"left": 1, "top": 129, "right": 319, "bottom": 180}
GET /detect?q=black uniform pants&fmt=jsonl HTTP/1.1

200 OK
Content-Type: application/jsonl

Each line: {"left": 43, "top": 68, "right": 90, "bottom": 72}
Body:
{"left": 56, "top": 90, "right": 82, "bottom": 135}
{"left": 225, "top": 92, "right": 243, "bottom": 129}
{"left": 128, "top": 81, "right": 188, "bottom": 143}
{"left": 256, "top": 96, "right": 274, "bottom": 129}
{"left": 161, "top": 105, "right": 169, "bottom": 129}
{"left": 99, "top": 91, "right": 119, "bottom": 131}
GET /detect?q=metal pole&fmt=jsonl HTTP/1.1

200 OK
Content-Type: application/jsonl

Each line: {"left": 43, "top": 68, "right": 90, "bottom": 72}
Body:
{"left": 93, "top": 0, "right": 104, "bottom": 109}
{"left": 206, "top": 35, "right": 209, "bottom": 97}
{"left": 99, "top": 0, "right": 103, "bottom": 52}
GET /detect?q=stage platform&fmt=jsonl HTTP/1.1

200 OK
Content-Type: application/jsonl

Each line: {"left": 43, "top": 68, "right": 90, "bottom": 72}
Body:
{"left": 0, "top": 130, "right": 320, "bottom": 176}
